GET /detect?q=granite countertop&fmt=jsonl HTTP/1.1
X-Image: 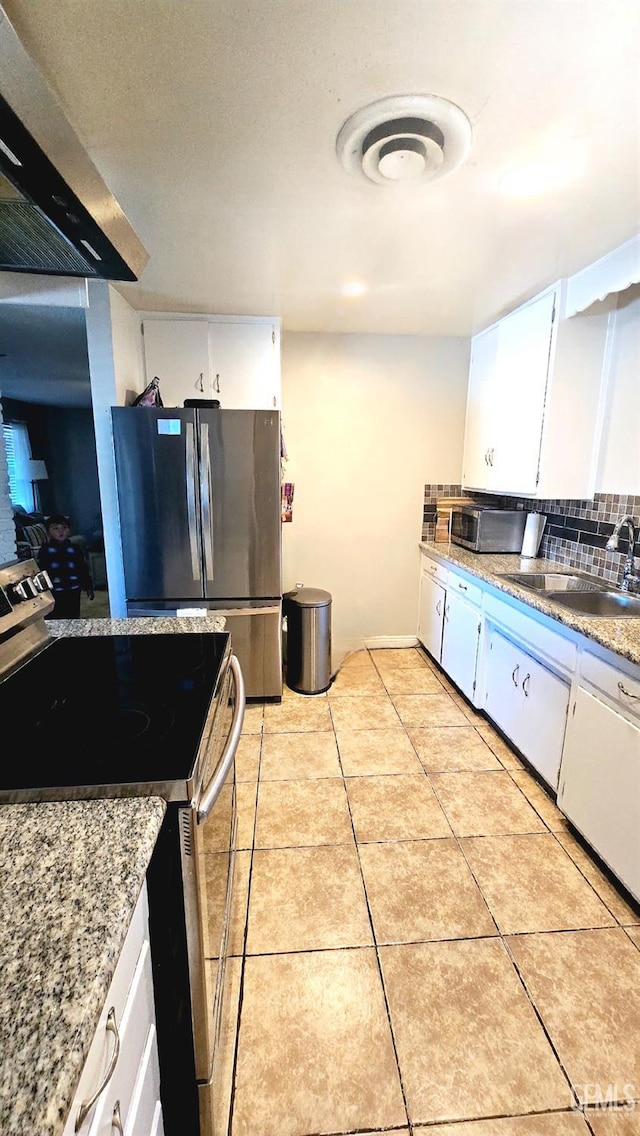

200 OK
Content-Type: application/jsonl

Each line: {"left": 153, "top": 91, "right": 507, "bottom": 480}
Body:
{"left": 420, "top": 540, "right": 640, "bottom": 668}
{"left": 0, "top": 797, "right": 166, "bottom": 1136}
{"left": 47, "top": 615, "right": 227, "bottom": 637}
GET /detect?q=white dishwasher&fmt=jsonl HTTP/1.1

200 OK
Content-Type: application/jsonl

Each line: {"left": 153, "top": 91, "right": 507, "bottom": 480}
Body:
{"left": 558, "top": 654, "right": 640, "bottom": 904}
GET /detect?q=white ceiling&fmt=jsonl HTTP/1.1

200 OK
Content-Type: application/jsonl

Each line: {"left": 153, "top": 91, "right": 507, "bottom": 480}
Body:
{"left": 1, "top": 0, "right": 640, "bottom": 346}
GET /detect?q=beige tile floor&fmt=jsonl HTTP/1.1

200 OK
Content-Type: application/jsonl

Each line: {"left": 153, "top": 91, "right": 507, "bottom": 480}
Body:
{"left": 209, "top": 647, "right": 640, "bottom": 1136}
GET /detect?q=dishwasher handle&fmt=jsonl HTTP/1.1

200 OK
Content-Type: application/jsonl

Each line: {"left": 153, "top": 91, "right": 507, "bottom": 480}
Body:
{"left": 196, "top": 654, "right": 245, "bottom": 823}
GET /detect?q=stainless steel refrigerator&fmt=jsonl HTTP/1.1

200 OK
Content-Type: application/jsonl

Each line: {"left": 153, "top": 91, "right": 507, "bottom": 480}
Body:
{"left": 111, "top": 406, "right": 282, "bottom": 698}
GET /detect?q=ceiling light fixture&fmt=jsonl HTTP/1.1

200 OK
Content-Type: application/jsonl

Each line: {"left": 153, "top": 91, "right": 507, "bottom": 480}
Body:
{"left": 342, "top": 281, "right": 367, "bottom": 298}
{"left": 337, "top": 94, "right": 472, "bottom": 186}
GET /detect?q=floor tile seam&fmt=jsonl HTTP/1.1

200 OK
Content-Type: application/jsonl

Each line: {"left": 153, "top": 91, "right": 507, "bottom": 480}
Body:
{"left": 422, "top": 769, "right": 549, "bottom": 840}
{"left": 501, "top": 760, "right": 563, "bottom": 828}
{"left": 227, "top": 830, "right": 255, "bottom": 1136}
{"left": 410, "top": 1105, "right": 595, "bottom": 1129}
{"left": 340, "top": 762, "right": 413, "bottom": 1131}
{"left": 450, "top": 830, "right": 616, "bottom": 931}
{"left": 499, "top": 933, "right": 581, "bottom": 1109}
{"left": 422, "top": 784, "right": 503, "bottom": 937}
{"left": 622, "top": 926, "right": 640, "bottom": 949}
{"left": 548, "top": 828, "right": 640, "bottom": 927}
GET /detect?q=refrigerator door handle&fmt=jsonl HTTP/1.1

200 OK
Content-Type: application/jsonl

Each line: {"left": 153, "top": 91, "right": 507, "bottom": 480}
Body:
{"left": 185, "top": 421, "right": 202, "bottom": 581}
{"left": 200, "top": 420, "right": 215, "bottom": 579}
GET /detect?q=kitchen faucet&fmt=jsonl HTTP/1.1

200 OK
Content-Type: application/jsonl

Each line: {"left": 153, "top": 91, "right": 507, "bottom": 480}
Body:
{"left": 606, "top": 515, "right": 640, "bottom": 592}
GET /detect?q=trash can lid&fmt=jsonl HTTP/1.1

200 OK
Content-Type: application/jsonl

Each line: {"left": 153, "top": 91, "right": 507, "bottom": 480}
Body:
{"left": 284, "top": 587, "right": 331, "bottom": 607}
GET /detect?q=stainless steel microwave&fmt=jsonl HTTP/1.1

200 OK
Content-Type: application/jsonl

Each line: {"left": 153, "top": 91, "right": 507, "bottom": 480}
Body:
{"left": 450, "top": 506, "right": 527, "bottom": 553}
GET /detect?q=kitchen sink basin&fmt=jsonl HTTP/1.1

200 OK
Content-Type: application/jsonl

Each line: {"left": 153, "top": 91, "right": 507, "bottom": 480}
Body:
{"left": 503, "top": 571, "right": 609, "bottom": 593}
{"left": 552, "top": 590, "right": 640, "bottom": 617}
{"left": 502, "top": 571, "right": 640, "bottom": 617}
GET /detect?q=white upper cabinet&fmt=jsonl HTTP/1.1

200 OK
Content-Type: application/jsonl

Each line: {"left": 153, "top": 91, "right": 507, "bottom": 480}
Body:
{"left": 461, "top": 282, "right": 610, "bottom": 498}
{"left": 141, "top": 316, "right": 281, "bottom": 410}
{"left": 462, "top": 288, "right": 556, "bottom": 496}
{"left": 141, "top": 319, "right": 211, "bottom": 407}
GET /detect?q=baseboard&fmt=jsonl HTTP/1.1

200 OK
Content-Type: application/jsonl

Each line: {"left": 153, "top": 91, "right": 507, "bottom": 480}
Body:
{"left": 363, "top": 635, "right": 420, "bottom": 650}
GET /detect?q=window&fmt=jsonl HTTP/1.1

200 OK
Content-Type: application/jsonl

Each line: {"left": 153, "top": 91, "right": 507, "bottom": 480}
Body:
{"left": 2, "top": 422, "right": 37, "bottom": 511}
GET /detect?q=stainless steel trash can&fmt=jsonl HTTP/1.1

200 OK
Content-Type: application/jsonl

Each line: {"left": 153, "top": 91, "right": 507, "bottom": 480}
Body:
{"left": 283, "top": 587, "right": 332, "bottom": 694}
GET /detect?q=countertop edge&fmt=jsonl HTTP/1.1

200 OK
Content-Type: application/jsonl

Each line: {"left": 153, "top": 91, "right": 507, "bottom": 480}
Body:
{"left": 419, "top": 541, "right": 640, "bottom": 669}
{"left": 0, "top": 796, "right": 166, "bottom": 1136}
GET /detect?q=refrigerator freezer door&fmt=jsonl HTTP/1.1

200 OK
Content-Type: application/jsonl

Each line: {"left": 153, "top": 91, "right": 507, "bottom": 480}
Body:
{"left": 198, "top": 409, "right": 282, "bottom": 600}
{"left": 112, "top": 407, "right": 204, "bottom": 600}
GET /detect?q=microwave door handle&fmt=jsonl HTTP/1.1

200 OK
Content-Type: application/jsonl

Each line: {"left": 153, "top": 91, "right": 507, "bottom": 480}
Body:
{"left": 196, "top": 655, "right": 245, "bottom": 823}
{"left": 199, "top": 420, "right": 215, "bottom": 580}
{"left": 185, "top": 421, "right": 202, "bottom": 582}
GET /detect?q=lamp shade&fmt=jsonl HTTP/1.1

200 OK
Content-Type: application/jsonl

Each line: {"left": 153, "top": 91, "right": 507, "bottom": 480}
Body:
{"left": 27, "top": 459, "right": 48, "bottom": 481}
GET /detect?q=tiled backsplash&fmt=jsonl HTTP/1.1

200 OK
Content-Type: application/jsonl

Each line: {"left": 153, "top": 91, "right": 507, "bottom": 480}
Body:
{"left": 422, "top": 486, "right": 640, "bottom": 587}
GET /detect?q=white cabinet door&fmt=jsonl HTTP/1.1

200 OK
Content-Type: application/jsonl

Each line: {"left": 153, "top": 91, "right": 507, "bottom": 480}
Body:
{"left": 142, "top": 319, "right": 211, "bottom": 407}
{"left": 417, "top": 568, "right": 445, "bottom": 663}
{"left": 558, "top": 686, "right": 640, "bottom": 902}
{"left": 208, "top": 321, "right": 280, "bottom": 409}
{"left": 64, "top": 885, "right": 164, "bottom": 1136}
{"left": 462, "top": 323, "right": 500, "bottom": 491}
{"left": 441, "top": 590, "right": 481, "bottom": 702}
{"left": 484, "top": 626, "right": 569, "bottom": 788}
{"left": 141, "top": 318, "right": 281, "bottom": 410}
{"left": 490, "top": 289, "right": 555, "bottom": 494}
{"left": 461, "top": 289, "right": 556, "bottom": 495}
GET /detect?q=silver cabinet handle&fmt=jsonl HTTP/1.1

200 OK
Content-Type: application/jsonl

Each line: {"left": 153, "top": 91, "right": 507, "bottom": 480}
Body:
{"left": 436, "top": 599, "right": 442, "bottom": 616}
{"left": 522, "top": 673, "right": 531, "bottom": 697}
{"left": 618, "top": 681, "right": 640, "bottom": 701}
{"left": 458, "top": 582, "right": 468, "bottom": 591}
{"left": 112, "top": 1101, "right": 124, "bottom": 1135}
{"left": 75, "top": 1007, "right": 120, "bottom": 1131}
{"left": 512, "top": 665, "right": 520, "bottom": 686}
{"left": 484, "top": 449, "right": 490, "bottom": 465}
{"left": 488, "top": 447, "right": 495, "bottom": 466}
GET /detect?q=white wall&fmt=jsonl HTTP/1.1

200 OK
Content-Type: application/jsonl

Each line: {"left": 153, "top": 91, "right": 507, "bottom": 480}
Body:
{"left": 281, "top": 332, "right": 469, "bottom": 666}
{"left": 85, "top": 282, "right": 145, "bottom": 616}
{"left": 596, "top": 285, "right": 640, "bottom": 494}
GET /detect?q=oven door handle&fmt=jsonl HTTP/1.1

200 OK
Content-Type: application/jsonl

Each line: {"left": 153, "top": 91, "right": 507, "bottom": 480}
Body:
{"left": 196, "top": 654, "right": 245, "bottom": 824}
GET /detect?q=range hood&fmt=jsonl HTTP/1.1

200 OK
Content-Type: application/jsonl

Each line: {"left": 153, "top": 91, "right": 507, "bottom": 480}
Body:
{"left": 0, "top": 5, "right": 148, "bottom": 281}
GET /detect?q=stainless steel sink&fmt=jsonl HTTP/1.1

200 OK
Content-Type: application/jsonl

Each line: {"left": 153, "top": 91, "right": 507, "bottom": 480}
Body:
{"left": 503, "top": 571, "right": 609, "bottom": 593}
{"left": 503, "top": 571, "right": 640, "bottom": 617}
{"left": 552, "top": 590, "right": 640, "bottom": 617}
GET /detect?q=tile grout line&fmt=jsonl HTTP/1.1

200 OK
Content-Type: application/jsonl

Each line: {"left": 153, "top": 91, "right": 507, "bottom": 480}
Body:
{"left": 226, "top": 724, "right": 263, "bottom": 1136}
{"left": 335, "top": 649, "right": 413, "bottom": 1134}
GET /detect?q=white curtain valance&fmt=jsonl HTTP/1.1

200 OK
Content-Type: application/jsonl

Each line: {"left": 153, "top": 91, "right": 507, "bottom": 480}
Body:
{"left": 565, "top": 234, "right": 640, "bottom": 317}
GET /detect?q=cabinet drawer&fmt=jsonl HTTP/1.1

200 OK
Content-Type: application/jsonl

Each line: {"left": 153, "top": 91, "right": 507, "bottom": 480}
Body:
{"left": 65, "top": 886, "right": 150, "bottom": 1136}
{"left": 88, "top": 939, "right": 157, "bottom": 1135}
{"left": 579, "top": 652, "right": 640, "bottom": 721}
{"left": 421, "top": 553, "right": 448, "bottom": 587}
{"left": 447, "top": 570, "right": 482, "bottom": 608}
{"left": 484, "top": 590, "right": 576, "bottom": 674}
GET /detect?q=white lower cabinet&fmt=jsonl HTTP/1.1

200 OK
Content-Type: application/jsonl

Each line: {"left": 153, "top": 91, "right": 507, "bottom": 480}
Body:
{"left": 484, "top": 626, "right": 570, "bottom": 789}
{"left": 558, "top": 660, "right": 640, "bottom": 902}
{"left": 417, "top": 557, "right": 447, "bottom": 662}
{"left": 441, "top": 588, "right": 481, "bottom": 703}
{"left": 64, "top": 883, "right": 164, "bottom": 1136}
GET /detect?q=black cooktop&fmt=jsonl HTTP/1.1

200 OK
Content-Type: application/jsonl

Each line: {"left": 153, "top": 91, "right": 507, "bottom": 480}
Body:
{"left": 0, "top": 632, "right": 230, "bottom": 795}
